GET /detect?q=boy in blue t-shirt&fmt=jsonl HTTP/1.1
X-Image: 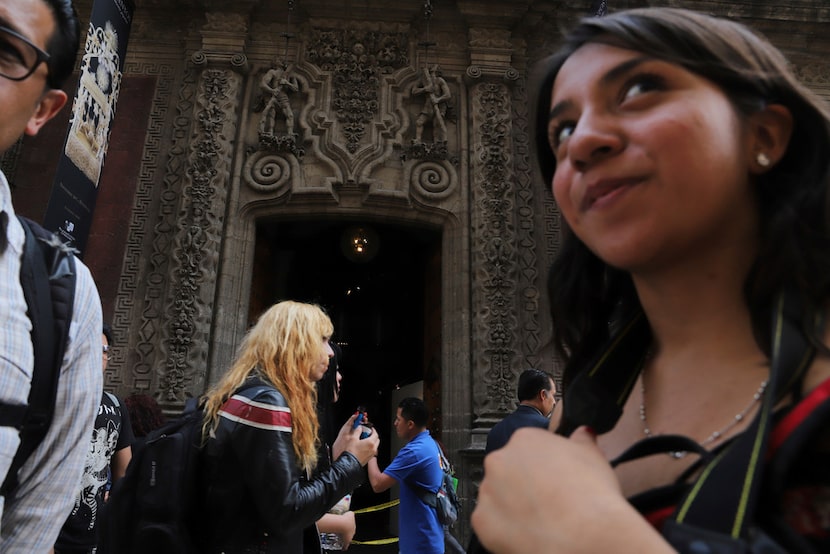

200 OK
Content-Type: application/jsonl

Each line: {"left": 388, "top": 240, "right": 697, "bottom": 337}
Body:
{"left": 368, "top": 397, "right": 444, "bottom": 554}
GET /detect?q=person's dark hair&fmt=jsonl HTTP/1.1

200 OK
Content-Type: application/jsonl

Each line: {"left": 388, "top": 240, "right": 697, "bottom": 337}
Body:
{"left": 398, "top": 397, "right": 429, "bottom": 428}
{"left": 317, "top": 340, "right": 342, "bottom": 406}
{"left": 517, "top": 369, "right": 554, "bottom": 402}
{"left": 42, "top": 0, "right": 81, "bottom": 89}
{"left": 533, "top": 8, "right": 830, "bottom": 389}
{"left": 316, "top": 340, "right": 342, "bottom": 450}
{"left": 102, "top": 322, "right": 113, "bottom": 345}
{"left": 124, "top": 393, "right": 167, "bottom": 438}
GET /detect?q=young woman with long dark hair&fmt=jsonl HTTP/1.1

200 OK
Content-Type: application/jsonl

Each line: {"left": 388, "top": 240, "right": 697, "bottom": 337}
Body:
{"left": 473, "top": 8, "right": 830, "bottom": 553}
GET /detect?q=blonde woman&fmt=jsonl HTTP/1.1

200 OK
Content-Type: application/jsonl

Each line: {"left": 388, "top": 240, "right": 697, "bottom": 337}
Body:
{"left": 201, "top": 301, "right": 379, "bottom": 553}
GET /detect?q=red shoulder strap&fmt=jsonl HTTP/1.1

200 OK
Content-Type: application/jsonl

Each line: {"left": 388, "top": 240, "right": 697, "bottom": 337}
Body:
{"left": 767, "top": 374, "right": 830, "bottom": 459}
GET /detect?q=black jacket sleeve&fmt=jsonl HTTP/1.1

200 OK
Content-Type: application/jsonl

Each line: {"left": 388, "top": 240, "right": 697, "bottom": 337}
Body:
{"left": 205, "top": 383, "right": 365, "bottom": 546}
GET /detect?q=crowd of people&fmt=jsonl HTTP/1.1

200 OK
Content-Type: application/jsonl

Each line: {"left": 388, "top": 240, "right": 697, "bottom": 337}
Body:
{"left": 1, "top": 1, "right": 829, "bottom": 553}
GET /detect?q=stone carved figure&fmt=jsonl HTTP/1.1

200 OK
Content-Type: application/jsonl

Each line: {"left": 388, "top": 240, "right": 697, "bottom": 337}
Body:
{"left": 258, "top": 62, "right": 299, "bottom": 138}
{"left": 412, "top": 65, "right": 451, "bottom": 144}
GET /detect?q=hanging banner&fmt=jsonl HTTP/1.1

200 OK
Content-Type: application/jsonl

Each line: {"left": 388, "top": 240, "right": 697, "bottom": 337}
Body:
{"left": 43, "top": 0, "right": 135, "bottom": 256}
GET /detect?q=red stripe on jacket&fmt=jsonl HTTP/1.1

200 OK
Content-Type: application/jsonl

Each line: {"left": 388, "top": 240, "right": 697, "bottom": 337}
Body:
{"left": 220, "top": 395, "right": 292, "bottom": 431}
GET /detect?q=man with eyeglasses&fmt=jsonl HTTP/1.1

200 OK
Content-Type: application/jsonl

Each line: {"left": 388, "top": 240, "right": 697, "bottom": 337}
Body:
{"left": 0, "top": 1, "right": 104, "bottom": 552}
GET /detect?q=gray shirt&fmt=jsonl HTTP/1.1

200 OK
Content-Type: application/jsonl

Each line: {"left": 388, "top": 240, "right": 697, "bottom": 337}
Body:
{"left": 0, "top": 171, "right": 103, "bottom": 552}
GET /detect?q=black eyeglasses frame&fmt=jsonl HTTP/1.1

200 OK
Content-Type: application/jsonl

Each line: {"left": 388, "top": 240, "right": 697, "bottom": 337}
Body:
{"left": 0, "top": 25, "right": 51, "bottom": 83}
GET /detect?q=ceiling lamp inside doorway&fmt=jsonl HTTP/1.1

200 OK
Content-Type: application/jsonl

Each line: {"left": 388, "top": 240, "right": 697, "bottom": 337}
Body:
{"left": 341, "top": 225, "right": 379, "bottom": 263}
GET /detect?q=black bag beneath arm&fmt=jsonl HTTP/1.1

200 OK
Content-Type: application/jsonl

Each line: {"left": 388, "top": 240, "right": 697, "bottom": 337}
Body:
{"left": 412, "top": 438, "right": 460, "bottom": 527}
{"left": 98, "top": 398, "right": 207, "bottom": 554}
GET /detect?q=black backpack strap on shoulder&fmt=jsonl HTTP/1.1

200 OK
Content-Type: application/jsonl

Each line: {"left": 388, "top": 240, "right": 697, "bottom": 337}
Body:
{"left": 0, "top": 216, "right": 76, "bottom": 498}
{"left": 413, "top": 483, "right": 438, "bottom": 507}
{"left": 433, "top": 436, "right": 452, "bottom": 473}
{"left": 663, "top": 291, "right": 817, "bottom": 552}
{"left": 557, "top": 310, "right": 652, "bottom": 437}
{"left": 410, "top": 437, "right": 444, "bottom": 507}
{"left": 611, "top": 434, "right": 712, "bottom": 468}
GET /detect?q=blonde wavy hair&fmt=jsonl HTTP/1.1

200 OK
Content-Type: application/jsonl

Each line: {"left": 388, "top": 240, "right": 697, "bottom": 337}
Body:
{"left": 202, "top": 300, "right": 333, "bottom": 473}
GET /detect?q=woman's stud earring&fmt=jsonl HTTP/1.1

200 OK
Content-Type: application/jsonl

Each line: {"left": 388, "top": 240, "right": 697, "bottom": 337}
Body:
{"left": 757, "top": 152, "right": 771, "bottom": 168}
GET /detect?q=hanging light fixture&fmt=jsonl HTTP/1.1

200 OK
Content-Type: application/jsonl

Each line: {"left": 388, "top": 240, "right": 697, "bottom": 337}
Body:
{"left": 341, "top": 225, "right": 380, "bottom": 263}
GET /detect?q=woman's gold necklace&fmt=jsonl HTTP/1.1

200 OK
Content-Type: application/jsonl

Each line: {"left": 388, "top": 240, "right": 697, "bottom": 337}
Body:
{"left": 639, "top": 376, "right": 768, "bottom": 459}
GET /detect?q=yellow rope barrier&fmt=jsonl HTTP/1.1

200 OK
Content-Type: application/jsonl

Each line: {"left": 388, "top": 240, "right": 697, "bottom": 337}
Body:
{"left": 348, "top": 499, "right": 402, "bottom": 546}
{"left": 351, "top": 537, "right": 400, "bottom": 546}
{"left": 352, "top": 499, "right": 399, "bottom": 513}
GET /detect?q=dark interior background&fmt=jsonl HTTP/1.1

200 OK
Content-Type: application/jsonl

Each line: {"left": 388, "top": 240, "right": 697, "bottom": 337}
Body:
{"left": 251, "top": 219, "right": 441, "bottom": 545}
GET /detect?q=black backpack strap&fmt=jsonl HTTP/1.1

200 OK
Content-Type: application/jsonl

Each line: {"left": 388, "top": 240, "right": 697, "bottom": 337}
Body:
{"left": 413, "top": 483, "right": 438, "bottom": 507}
{"left": 663, "top": 292, "right": 817, "bottom": 551}
{"left": 0, "top": 216, "right": 76, "bottom": 497}
{"left": 409, "top": 437, "right": 444, "bottom": 507}
{"left": 557, "top": 310, "right": 652, "bottom": 437}
{"left": 611, "top": 434, "right": 711, "bottom": 468}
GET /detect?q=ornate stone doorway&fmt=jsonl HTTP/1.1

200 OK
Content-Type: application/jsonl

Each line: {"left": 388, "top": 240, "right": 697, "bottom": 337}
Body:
{"left": 249, "top": 218, "right": 442, "bottom": 540}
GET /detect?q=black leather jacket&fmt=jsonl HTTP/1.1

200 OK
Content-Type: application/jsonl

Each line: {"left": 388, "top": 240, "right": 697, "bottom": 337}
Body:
{"left": 202, "top": 377, "right": 365, "bottom": 553}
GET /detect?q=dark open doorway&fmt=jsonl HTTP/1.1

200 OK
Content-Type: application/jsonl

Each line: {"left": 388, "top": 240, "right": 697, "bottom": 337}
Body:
{"left": 250, "top": 218, "right": 442, "bottom": 548}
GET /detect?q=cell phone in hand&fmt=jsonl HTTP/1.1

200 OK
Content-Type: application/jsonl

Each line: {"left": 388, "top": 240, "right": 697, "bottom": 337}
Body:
{"left": 352, "top": 406, "right": 366, "bottom": 429}
{"left": 353, "top": 406, "right": 372, "bottom": 438}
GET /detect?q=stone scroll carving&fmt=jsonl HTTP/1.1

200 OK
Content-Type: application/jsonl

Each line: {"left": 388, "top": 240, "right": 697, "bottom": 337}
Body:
{"left": 242, "top": 27, "right": 411, "bottom": 195}
{"left": 406, "top": 159, "right": 457, "bottom": 205}
{"left": 306, "top": 28, "right": 409, "bottom": 154}
{"left": 242, "top": 150, "right": 298, "bottom": 197}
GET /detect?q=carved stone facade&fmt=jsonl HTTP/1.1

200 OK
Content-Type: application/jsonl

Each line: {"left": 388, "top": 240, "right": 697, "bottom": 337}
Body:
{"left": 50, "top": 0, "right": 830, "bottom": 543}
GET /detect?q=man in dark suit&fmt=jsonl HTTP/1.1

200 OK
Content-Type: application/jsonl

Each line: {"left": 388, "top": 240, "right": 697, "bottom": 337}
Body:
{"left": 485, "top": 369, "right": 556, "bottom": 454}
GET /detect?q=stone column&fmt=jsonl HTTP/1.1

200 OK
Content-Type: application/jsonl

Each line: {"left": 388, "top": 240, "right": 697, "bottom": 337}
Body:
{"left": 155, "top": 11, "right": 250, "bottom": 406}
{"left": 461, "top": 21, "right": 545, "bottom": 541}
